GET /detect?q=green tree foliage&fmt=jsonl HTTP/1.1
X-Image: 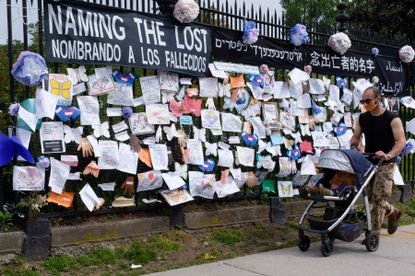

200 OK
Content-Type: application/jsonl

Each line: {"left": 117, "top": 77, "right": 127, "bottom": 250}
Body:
{"left": 0, "top": 22, "right": 40, "bottom": 133}
{"left": 348, "top": 0, "right": 415, "bottom": 42}
{"left": 281, "top": 0, "right": 341, "bottom": 31}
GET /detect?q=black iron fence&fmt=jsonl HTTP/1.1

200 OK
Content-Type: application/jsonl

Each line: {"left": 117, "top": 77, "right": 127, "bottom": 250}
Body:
{"left": 1, "top": 0, "right": 414, "bottom": 218}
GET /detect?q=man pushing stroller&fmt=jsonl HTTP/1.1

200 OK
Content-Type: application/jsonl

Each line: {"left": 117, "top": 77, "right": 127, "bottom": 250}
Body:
{"left": 350, "top": 86, "right": 406, "bottom": 235}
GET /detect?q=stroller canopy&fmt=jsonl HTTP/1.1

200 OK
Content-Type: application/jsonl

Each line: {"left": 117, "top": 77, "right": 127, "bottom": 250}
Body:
{"left": 317, "top": 149, "right": 373, "bottom": 188}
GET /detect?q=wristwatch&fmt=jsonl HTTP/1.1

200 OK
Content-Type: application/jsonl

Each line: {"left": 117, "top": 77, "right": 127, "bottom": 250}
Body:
{"left": 386, "top": 154, "right": 392, "bottom": 160}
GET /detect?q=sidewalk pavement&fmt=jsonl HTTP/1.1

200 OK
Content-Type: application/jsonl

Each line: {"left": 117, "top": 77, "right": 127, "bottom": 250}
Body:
{"left": 147, "top": 224, "right": 415, "bottom": 276}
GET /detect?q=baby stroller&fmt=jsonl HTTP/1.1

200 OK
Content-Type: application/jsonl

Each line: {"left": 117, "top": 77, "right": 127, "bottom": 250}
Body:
{"left": 298, "top": 149, "right": 384, "bottom": 257}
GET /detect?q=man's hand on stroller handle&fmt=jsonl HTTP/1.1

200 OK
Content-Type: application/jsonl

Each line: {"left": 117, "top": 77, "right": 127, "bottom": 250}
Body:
{"left": 350, "top": 143, "right": 365, "bottom": 152}
{"left": 374, "top": 151, "right": 390, "bottom": 160}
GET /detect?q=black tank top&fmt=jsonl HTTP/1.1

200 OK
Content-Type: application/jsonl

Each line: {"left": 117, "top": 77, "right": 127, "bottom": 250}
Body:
{"left": 359, "top": 110, "right": 397, "bottom": 158}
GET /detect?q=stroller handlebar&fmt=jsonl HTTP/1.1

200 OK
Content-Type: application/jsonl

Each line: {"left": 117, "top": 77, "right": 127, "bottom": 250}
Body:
{"left": 362, "top": 153, "right": 385, "bottom": 166}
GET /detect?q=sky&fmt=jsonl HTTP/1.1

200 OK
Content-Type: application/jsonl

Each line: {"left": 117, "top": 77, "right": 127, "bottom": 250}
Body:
{"left": 0, "top": 0, "right": 283, "bottom": 44}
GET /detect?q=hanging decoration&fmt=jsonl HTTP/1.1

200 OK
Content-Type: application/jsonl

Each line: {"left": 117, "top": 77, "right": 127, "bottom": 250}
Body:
{"left": 242, "top": 21, "right": 260, "bottom": 45}
{"left": 173, "top": 0, "right": 200, "bottom": 23}
{"left": 327, "top": 32, "right": 351, "bottom": 55}
{"left": 371, "top": 47, "right": 379, "bottom": 56}
{"left": 11, "top": 51, "right": 48, "bottom": 86}
{"left": 9, "top": 103, "right": 20, "bottom": 117}
{"left": 399, "top": 45, "right": 415, "bottom": 63}
{"left": 289, "top": 23, "right": 309, "bottom": 46}
{"left": 121, "top": 107, "right": 133, "bottom": 120}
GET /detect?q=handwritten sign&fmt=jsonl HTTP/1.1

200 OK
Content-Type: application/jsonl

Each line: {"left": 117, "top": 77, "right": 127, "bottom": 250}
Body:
{"left": 13, "top": 166, "right": 45, "bottom": 191}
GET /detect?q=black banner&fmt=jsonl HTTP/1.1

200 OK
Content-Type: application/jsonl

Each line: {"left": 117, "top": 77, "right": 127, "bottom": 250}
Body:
{"left": 374, "top": 56, "right": 406, "bottom": 97}
{"left": 305, "top": 46, "right": 406, "bottom": 96}
{"left": 305, "top": 46, "right": 377, "bottom": 78}
{"left": 212, "top": 28, "right": 304, "bottom": 69}
{"left": 44, "top": 0, "right": 211, "bottom": 76}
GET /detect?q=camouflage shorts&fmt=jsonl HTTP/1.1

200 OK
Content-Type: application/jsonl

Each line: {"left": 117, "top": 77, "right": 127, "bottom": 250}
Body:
{"left": 367, "top": 162, "right": 395, "bottom": 232}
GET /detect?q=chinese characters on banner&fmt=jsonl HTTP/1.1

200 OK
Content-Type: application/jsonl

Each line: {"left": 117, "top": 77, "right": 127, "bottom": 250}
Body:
{"left": 307, "top": 47, "right": 376, "bottom": 77}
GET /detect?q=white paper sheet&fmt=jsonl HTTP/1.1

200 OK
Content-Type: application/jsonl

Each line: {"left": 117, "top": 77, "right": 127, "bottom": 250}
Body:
{"left": 208, "top": 63, "right": 228, "bottom": 79}
{"left": 146, "top": 104, "right": 170, "bottom": 125}
{"left": 298, "top": 93, "right": 311, "bottom": 109}
{"left": 273, "top": 81, "right": 290, "bottom": 99}
{"left": 106, "top": 108, "right": 122, "bottom": 117}
{"left": 115, "top": 131, "right": 130, "bottom": 142}
{"left": 98, "top": 140, "right": 119, "bottom": 169}
{"left": 159, "top": 71, "right": 179, "bottom": 92}
{"left": 248, "top": 117, "right": 267, "bottom": 138}
{"left": 18, "top": 106, "right": 38, "bottom": 132}
{"left": 116, "top": 143, "right": 139, "bottom": 174}
{"left": 129, "top": 112, "right": 154, "bottom": 135}
{"left": 263, "top": 103, "right": 278, "bottom": 123}
{"left": 277, "top": 181, "right": 294, "bottom": 197}
{"left": 88, "top": 74, "right": 116, "bottom": 96}
{"left": 352, "top": 78, "right": 372, "bottom": 93}
{"left": 95, "top": 66, "right": 112, "bottom": 79}
{"left": 137, "top": 170, "right": 163, "bottom": 192}
{"left": 133, "top": 97, "right": 144, "bottom": 107}
{"left": 401, "top": 96, "right": 415, "bottom": 109}
{"left": 39, "top": 121, "right": 66, "bottom": 154}
{"left": 236, "top": 146, "right": 255, "bottom": 167}
{"left": 188, "top": 172, "right": 216, "bottom": 199}
{"left": 199, "top": 77, "right": 219, "bottom": 97}
{"left": 49, "top": 157, "right": 71, "bottom": 194}
{"left": 77, "top": 96, "right": 101, "bottom": 125}
{"left": 214, "top": 177, "right": 240, "bottom": 198}
{"left": 162, "top": 172, "right": 186, "bottom": 190}
{"left": 63, "top": 125, "right": 83, "bottom": 144}
{"left": 187, "top": 139, "right": 204, "bottom": 166}
{"left": 98, "top": 182, "right": 116, "bottom": 191}
{"left": 67, "top": 172, "right": 82, "bottom": 180}
{"left": 13, "top": 166, "right": 45, "bottom": 191}
{"left": 140, "top": 76, "right": 161, "bottom": 104}
{"left": 149, "top": 144, "right": 169, "bottom": 170}
{"left": 406, "top": 118, "right": 415, "bottom": 135}
{"left": 393, "top": 165, "right": 405, "bottom": 186}
{"left": 228, "top": 136, "right": 241, "bottom": 144}
{"left": 201, "top": 109, "right": 221, "bottom": 130}
{"left": 112, "top": 121, "right": 129, "bottom": 133}
{"left": 337, "top": 129, "right": 353, "bottom": 149}
{"left": 311, "top": 131, "right": 329, "bottom": 147}
{"left": 16, "top": 128, "right": 32, "bottom": 161}
{"left": 48, "top": 74, "right": 73, "bottom": 106}
{"left": 309, "top": 78, "right": 325, "bottom": 94}
{"left": 79, "top": 183, "right": 101, "bottom": 212}
{"left": 35, "top": 88, "right": 58, "bottom": 119}
{"left": 108, "top": 82, "right": 134, "bottom": 106}
{"left": 288, "top": 68, "right": 310, "bottom": 85}
{"left": 160, "top": 189, "right": 194, "bottom": 206}
{"left": 301, "top": 155, "right": 317, "bottom": 175}
{"left": 87, "top": 135, "right": 101, "bottom": 157}
{"left": 221, "top": 113, "right": 243, "bottom": 132}
{"left": 217, "top": 149, "right": 234, "bottom": 168}
{"left": 73, "top": 82, "right": 87, "bottom": 96}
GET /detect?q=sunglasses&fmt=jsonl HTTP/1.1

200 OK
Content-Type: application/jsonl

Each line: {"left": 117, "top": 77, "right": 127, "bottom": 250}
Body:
{"left": 360, "top": 99, "right": 375, "bottom": 104}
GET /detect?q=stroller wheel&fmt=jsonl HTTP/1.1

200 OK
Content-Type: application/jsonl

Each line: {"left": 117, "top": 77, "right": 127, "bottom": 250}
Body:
{"left": 299, "top": 236, "right": 310, "bottom": 252}
{"left": 321, "top": 239, "right": 334, "bottom": 257}
{"left": 365, "top": 231, "right": 379, "bottom": 252}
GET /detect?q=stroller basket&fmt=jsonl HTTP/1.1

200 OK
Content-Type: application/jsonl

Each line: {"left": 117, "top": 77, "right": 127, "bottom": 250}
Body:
{"left": 307, "top": 215, "right": 364, "bottom": 242}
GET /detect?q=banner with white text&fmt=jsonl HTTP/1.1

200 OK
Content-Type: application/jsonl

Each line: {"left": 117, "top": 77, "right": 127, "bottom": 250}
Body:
{"left": 44, "top": 0, "right": 211, "bottom": 76}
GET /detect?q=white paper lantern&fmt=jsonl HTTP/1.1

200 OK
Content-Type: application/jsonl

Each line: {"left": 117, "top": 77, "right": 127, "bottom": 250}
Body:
{"left": 328, "top": 32, "right": 352, "bottom": 55}
{"left": 173, "top": 0, "right": 200, "bottom": 23}
{"left": 399, "top": 45, "right": 415, "bottom": 63}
